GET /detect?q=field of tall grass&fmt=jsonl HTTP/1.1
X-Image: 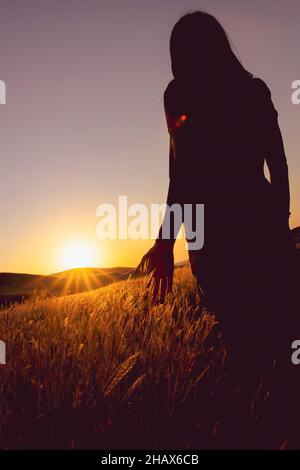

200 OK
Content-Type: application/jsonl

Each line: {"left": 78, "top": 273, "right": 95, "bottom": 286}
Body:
{"left": 0, "top": 266, "right": 296, "bottom": 450}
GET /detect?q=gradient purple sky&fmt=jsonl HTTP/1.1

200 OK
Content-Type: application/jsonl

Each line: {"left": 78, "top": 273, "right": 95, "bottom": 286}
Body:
{"left": 0, "top": 0, "right": 299, "bottom": 273}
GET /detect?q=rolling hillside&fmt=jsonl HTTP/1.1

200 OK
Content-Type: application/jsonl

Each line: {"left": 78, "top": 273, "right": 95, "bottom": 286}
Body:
{"left": 0, "top": 267, "right": 134, "bottom": 305}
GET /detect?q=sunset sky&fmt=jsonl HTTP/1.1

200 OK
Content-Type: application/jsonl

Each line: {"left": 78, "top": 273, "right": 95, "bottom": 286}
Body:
{"left": 0, "top": 0, "right": 299, "bottom": 274}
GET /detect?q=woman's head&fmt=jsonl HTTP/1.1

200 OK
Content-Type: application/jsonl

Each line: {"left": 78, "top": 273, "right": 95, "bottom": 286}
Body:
{"left": 170, "top": 11, "right": 252, "bottom": 80}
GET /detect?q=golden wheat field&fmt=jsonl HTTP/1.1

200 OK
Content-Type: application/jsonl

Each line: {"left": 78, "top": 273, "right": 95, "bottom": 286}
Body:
{"left": 0, "top": 266, "right": 296, "bottom": 450}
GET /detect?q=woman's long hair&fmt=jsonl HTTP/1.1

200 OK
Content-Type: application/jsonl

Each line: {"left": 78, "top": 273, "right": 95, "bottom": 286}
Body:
{"left": 170, "top": 11, "right": 253, "bottom": 81}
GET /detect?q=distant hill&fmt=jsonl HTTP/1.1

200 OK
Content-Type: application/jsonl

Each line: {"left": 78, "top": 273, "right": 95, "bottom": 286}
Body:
{"left": 0, "top": 267, "right": 134, "bottom": 306}
{"left": 52, "top": 267, "right": 133, "bottom": 277}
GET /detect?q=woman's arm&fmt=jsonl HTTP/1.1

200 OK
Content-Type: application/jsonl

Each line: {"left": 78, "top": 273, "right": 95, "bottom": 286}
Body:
{"left": 265, "top": 116, "right": 290, "bottom": 223}
{"left": 155, "top": 82, "right": 187, "bottom": 246}
{"left": 136, "top": 138, "right": 179, "bottom": 274}
{"left": 135, "top": 82, "right": 184, "bottom": 302}
{"left": 156, "top": 136, "right": 183, "bottom": 247}
{"left": 259, "top": 79, "right": 290, "bottom": 223}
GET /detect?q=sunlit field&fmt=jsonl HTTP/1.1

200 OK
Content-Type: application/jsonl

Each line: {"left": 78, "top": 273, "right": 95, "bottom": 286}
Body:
{"left": 0, "top": 267, "right": 296, "bottom": 450}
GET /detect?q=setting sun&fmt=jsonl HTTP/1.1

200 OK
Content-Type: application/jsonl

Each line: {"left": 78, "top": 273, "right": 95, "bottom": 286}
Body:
{"left": 60, "top": 239, "right": 100, "bottom": 270}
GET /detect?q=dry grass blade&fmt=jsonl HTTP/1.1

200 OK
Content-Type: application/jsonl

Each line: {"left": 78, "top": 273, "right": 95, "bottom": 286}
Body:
{"left": 121, "top": 373, "right": 146, "bottom": 402}
{"left": 103, "top": 351, "right": 142, "bottom": 397}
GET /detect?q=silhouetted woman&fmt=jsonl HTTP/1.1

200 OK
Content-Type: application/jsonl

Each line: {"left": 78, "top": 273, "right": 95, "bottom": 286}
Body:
{"left": 137, "top": 12, "right": 298, "bottom": 368}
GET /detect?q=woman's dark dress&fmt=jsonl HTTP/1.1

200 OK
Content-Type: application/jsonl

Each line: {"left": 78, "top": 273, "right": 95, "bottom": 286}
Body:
{"left": 163, "top": 75, "right": 298, "bottom": 360}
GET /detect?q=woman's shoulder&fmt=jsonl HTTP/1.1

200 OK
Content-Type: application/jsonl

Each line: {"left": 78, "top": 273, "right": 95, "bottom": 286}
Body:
{"left": 164, "top": 78, "right": 179, "bottom": 97}
{"left": 164, "top": 77, "right": 198, "bottom": 116}
{"left": 163, "top": 78, "right": 183, "bottom": 113}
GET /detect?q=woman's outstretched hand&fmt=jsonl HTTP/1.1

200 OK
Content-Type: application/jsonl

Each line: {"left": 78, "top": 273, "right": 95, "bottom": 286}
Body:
{"left": 136, "top": 241, "right": 174, "bottom": 304}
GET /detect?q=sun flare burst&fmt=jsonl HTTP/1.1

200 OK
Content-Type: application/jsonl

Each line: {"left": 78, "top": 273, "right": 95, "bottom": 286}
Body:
{"left": 60, "top": 239, "right": 99, "bottom": 270}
